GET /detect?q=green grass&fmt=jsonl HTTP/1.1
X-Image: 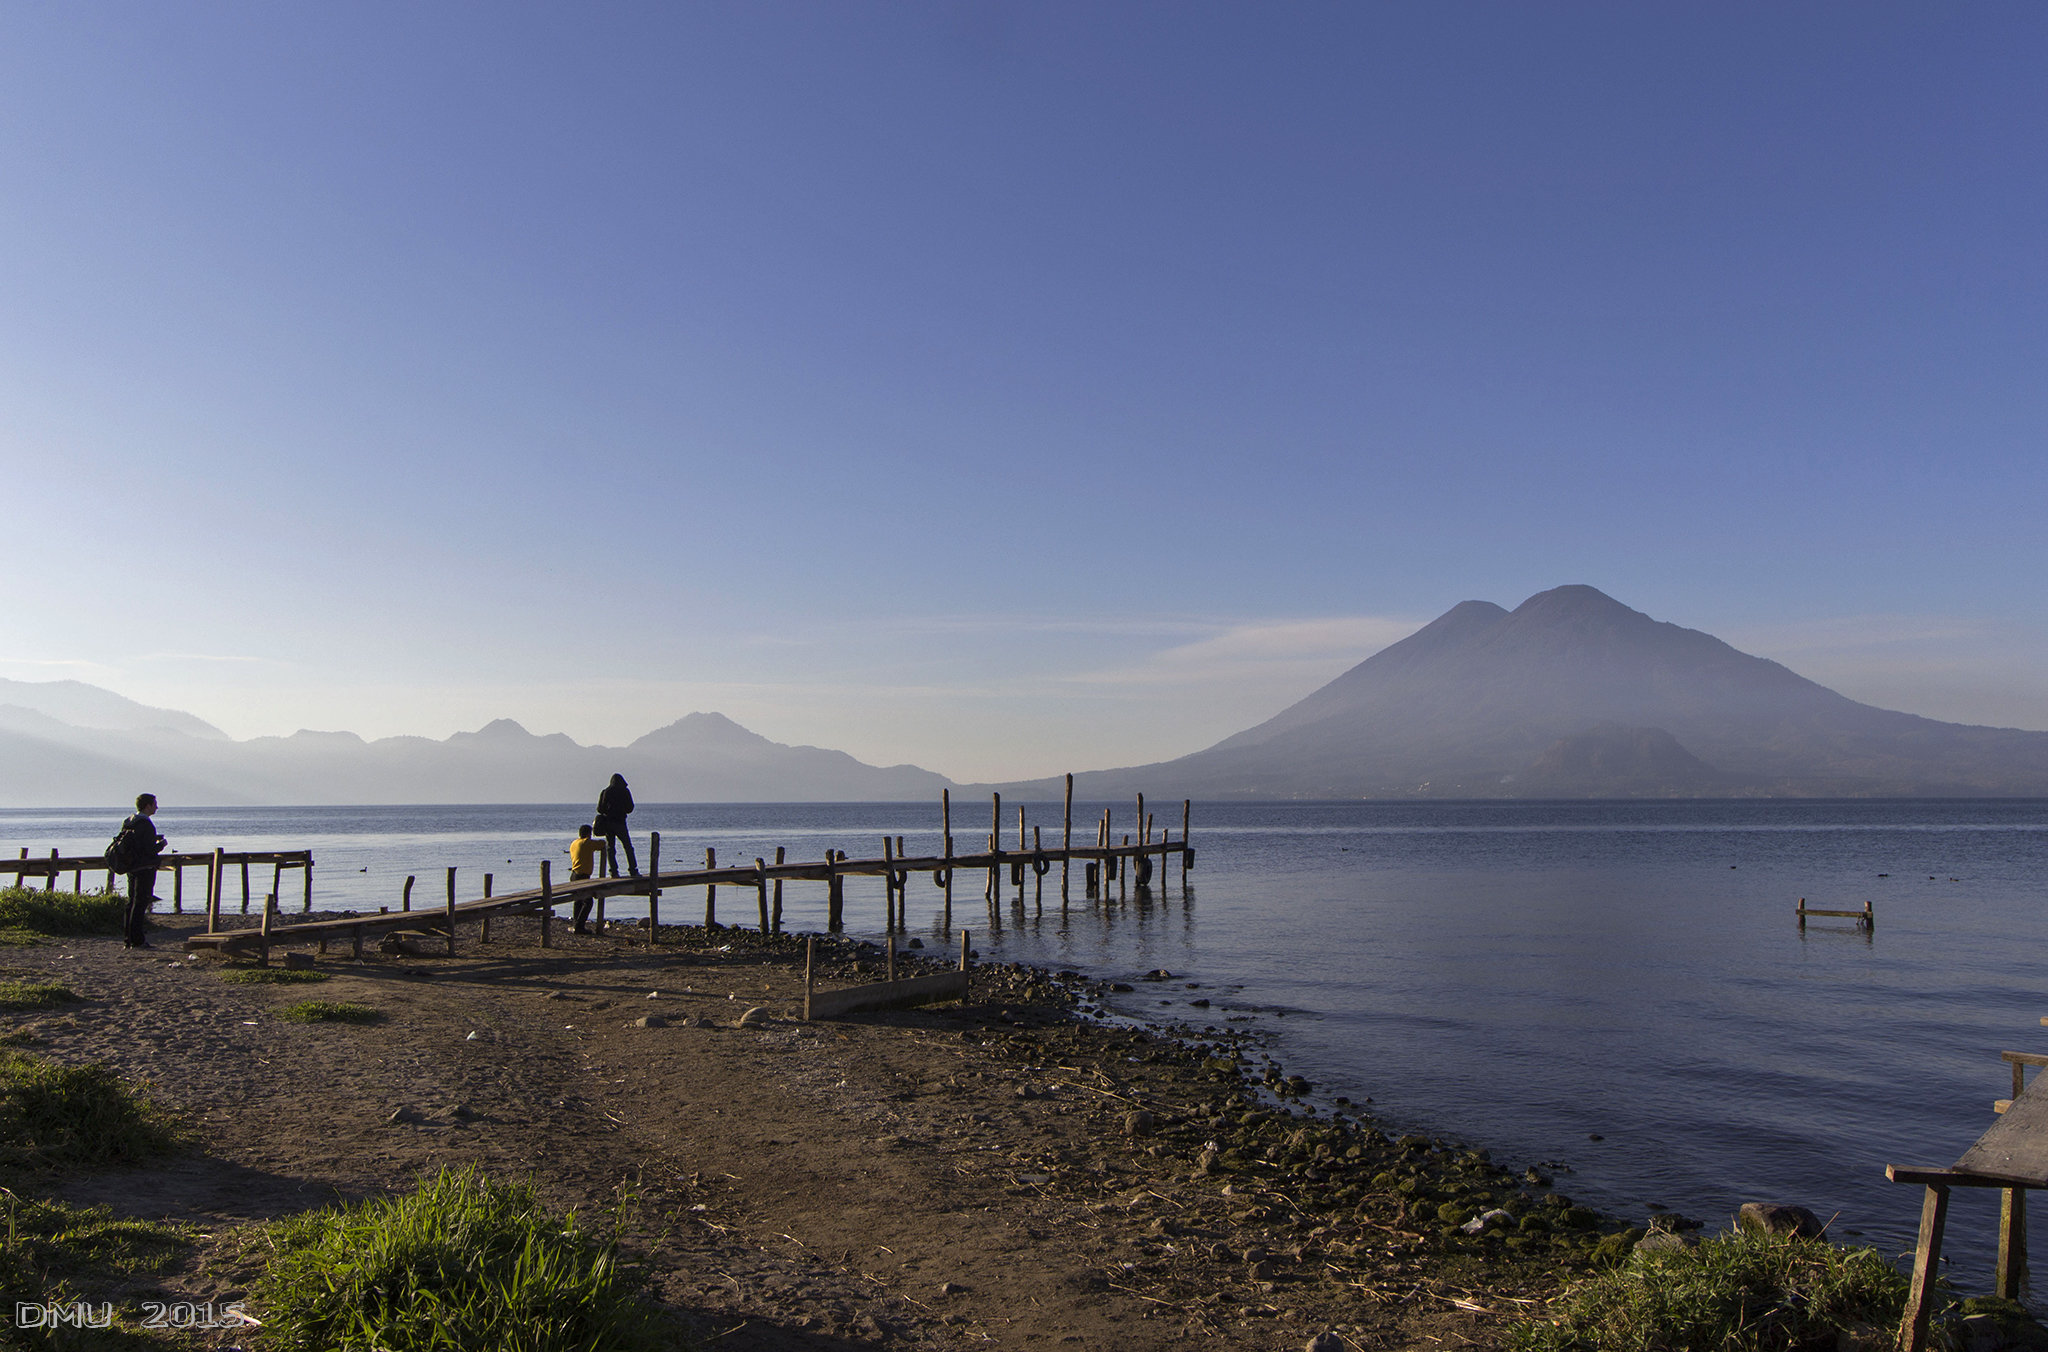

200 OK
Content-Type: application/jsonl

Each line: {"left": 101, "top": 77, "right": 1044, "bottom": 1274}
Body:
{"left": 278, "top": 1001, "right": 381, "bottom": 1024}
{"left": 0, "top": 982, "right": 78, "bottom": 1013}
{"left": 219, "top": 967, "right": 328, "bottom": 985}
{"left": 0, "top": 887, "right": 125, "bottom": 940}
{"left": 0, "top": 1191, "right": 191, "bottom": 1349}
{"left": 0, "top": 1052, "right": 183, "bottom": 1176}
{"left": 1506, "top": 1228, "right": 1911, "bottom": 1352}
{"left": 255, "top": 1166, "right": 682, "bottom": 1352}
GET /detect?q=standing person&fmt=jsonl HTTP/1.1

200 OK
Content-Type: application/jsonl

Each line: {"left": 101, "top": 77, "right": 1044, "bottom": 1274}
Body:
{"left": 593, "top": 773, "right": 638, "bottom": 878}
{"left": 115, "top": 793, "right": 167, "bottom": 950}
{"left": 568, "top": 823, "right": 601, "bottom": 933}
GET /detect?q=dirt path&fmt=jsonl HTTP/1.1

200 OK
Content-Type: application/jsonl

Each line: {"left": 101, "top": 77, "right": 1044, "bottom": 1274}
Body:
{"left": 4, "top": 916, "right": 1572, "bottom": 1350}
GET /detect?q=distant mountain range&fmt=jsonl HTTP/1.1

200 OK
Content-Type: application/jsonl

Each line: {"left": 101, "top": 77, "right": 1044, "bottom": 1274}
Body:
{"left": 7, "top": 587, "right": 2046, "bottom": 807}
{"left": 1000, "top": 585, "right": 2048, "bottom": 799}
{"left": 0, "top": 684, "right": 949, "bottom": 807}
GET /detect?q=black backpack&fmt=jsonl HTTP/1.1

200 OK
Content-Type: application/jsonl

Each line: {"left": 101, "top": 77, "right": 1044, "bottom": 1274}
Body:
{"left": 105, "top": 822, "right": 136, "bottom": 873}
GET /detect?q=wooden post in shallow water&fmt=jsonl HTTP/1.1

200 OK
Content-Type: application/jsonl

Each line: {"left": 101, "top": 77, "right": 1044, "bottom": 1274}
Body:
{"left": 172, "top": 863, "right": 183, "bottom": 915}
{"left": 772, "top": 846, "right": 785, "bottom": 933}
{"left": 1033, "top": 826, "right": 1044, "bottom": 910}
{"left": 445, "top": 866, "right": 457, "bottom": 956}
{"left": 1182, "top": 800, "right": 1191, "bottom": 889}
{"left": 270, "top": 860, "right": 284, "bottom": 917}
{"left": 704, "top": 845, "right": 717, "bottom": 929}
{"left": 941, "top": 791, "right": 954, "bottom": 926}
{"left": 755, "top": 858, "right": 770, "bottom": 934}
{"left": 883, "top": 836, "right": 896, "bottom": 933}
{"left": 826, "top": 850, "right": 843, "bottom": 931}
{"left": 1061, "top": 774, "right": 1073, "bottom": 903}
{"left": 303, "top": 856, "right": 313, "bottom": 912}
{"left": 402, "top": 875, "right": 415, "bottom": 912}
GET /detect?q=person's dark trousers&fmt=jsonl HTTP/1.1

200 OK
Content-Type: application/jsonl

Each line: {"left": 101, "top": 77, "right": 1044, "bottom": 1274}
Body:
{"left": 124, "top": 869, "right": 156, "bottom": 946}
{"left": 572, "top": 894, "right": 593, "bottom": 932}
{"left": 604, "top": 830, "right": 639, "bottom": 878}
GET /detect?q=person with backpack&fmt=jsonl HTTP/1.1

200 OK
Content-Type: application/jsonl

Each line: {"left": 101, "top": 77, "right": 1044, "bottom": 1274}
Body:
{"left": 111, "top": 793, "right": 167, "bottom": 949}
{"left": 593, "top": 773, "right": 638, "bottom": 878}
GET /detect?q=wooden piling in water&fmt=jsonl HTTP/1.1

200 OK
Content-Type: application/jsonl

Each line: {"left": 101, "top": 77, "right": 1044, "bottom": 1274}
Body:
{"left": 756, "top": 858, "right": 770, "bottom": 933}
{"left": 402, "top": 875, "right": 415, "bottom": 912}
{"left": 773, "top": 846, "right": 785, "bottom": 932}
{"left": 445, "top": 866, "right": 457, "bottom": 956}
{"left": 704, "top": 845, "right": 717, "bottom": 928}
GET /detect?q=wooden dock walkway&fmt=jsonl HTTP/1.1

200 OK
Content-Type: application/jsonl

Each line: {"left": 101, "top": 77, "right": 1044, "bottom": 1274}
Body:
{"left": 162, "top": 780, "right": 1194, "bottom": 961}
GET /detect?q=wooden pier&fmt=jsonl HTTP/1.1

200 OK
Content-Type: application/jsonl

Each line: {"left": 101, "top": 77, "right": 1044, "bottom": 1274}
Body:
{"left": 171, "top": 780, "right": 1193, "bottom": 961}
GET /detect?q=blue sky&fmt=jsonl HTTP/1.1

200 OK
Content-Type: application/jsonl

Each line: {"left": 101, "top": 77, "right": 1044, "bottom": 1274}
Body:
{"left": 1, "top": 3, "right": 2043, "bottom": 781}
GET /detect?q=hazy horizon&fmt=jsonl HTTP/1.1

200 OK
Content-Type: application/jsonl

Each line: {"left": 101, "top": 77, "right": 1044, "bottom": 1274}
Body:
{"left": 3, "top": 6, "right": 2043, "bottom": 783}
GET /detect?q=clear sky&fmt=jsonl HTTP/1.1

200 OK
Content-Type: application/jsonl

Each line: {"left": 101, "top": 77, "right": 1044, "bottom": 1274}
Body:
{"left": 2, "top": 3, "right": 2043, "bottom": 782}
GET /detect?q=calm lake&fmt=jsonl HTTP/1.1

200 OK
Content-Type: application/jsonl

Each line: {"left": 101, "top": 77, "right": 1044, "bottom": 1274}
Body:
{"left": 8, "top": 797, "right": 2047, "bottom": 1285}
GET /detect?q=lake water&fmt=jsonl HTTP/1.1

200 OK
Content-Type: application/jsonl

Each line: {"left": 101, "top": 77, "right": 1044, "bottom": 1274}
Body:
{"left": 7, "top": 797, "right": 2048, "bottom": 1286}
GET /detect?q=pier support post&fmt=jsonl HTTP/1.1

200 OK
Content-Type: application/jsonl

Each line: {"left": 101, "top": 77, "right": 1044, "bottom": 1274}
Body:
{"left": 1900, "top": 1182, "right": 1950, "bottom": 1352}
{"left": 1998, "top": 1188, "right": 2028, "bottom": 1300}
{"left": 208, "top": 848, "right": 223, "bottom": 932}
{"left": 704, "top": 844, "right": 716, "bottom": 929}
{"left": 773, "top": 846, "right": 785, "bottom": 933}
{"left": 1062, "top": 774, "right": 1073, "bottom": 903}
{"left": 648, "top": 832, "right": 662, "bottom": 943}
{"left": 445, "top": 866, "right": 457, "bottom": 956}
{"left": 756, "top": 858, "right": 770, "bottom": 934}
{"left": 540, "top": 860, "right": 552, "bottom": 949}
{"left": 827, "top": 851, "right": 844, "bottom": 931}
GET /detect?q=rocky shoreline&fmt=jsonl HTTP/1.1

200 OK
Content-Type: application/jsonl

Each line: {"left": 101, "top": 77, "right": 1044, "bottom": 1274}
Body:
{"left": 1, "top": 913, "right": 1639, "bottom": 1349}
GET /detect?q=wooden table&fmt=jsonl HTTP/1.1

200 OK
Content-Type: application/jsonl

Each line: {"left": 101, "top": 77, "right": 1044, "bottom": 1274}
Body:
{"left": 1887, "top": 1051, "right": 2048, "bottom": 1352}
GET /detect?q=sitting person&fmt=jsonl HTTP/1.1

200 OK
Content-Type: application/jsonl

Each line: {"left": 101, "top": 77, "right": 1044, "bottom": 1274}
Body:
{"left": 568, "top": 824, "right": 602, "bottom": 933}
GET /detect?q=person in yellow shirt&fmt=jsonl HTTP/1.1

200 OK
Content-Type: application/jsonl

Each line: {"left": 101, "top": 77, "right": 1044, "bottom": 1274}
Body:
{"left": 568, "top": 824, "right": 601, "bottom": 933}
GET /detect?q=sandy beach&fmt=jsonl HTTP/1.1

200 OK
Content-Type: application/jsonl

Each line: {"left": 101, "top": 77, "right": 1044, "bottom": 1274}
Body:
{"left": 3, "top": 914, "right": 1597, "bottom": 1350}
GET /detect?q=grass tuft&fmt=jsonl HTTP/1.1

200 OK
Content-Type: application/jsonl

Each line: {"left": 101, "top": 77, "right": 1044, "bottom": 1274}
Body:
{"left": 0, "top": 981, "right": 79, "bottom": 1012}
{"left": 0, "top": 1052, "right": 184, "bottom": 1175}
{"left": 1506, "top": 1227, "right": 1910, "bottom": 1352}
{"left": 219, "top": 967, "right": 328, "bottom": 985}
{"left": 278, "top": 1001, "right": 381, "bottom": 1024}
{"left": 0, "top": 887, "right": 126, "bottom": 938}
{"left": 0, "top": 1191, "right": 191, "bottom": 1348}
{"left": 256, "top": 1166, "right": 682, "bottom": 1351}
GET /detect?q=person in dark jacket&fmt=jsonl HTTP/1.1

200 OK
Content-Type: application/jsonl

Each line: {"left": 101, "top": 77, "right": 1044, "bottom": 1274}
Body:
{"left": 117, "top": 793, "right": 167, "bottom": 949}
{"left": 593, "top": 773, "right": 638, "bottom": 878}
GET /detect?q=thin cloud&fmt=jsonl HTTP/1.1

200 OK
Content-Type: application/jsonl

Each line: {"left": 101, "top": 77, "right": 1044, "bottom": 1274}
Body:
{"left": 1070, "top": 615, "right": 1422, "bottom": 689}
